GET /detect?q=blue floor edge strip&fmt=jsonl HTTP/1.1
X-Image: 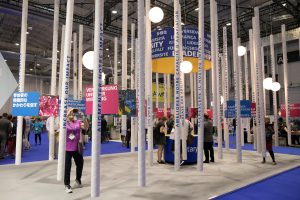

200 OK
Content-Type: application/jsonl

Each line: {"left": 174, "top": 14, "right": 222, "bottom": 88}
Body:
{"left": 212, "top": 165, "right": 300, "bottom": 199}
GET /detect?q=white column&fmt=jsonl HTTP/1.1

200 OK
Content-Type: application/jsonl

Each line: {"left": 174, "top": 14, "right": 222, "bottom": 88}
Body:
{"left": 49, "top": 0, "right": 59, "bottom": 161}
{"left": 135, "top": 37, "right": 139, "bottom": 151}
{"left": 58, "top": 25, "right": 65, "bottom": 97}
{"left": 238, "top": 38, "right": 244, "bottom": 147}
{"left": 73, "top": 32, "right": 78, "bottom": 99}
{"left": 156, "top": 73, "right": 159, "bottom": 109}
{"left": 145, "top": 1, "right": 153, "bottom": 166}
{"left": 210, "top": 0, "right": 217, "bottom": 126}
{"left": 261, "top": 46, "right": 266, "bottom": 115}
{"left": 254, "top": 8, "right": 266, "bottom": 158}
{"left": 270, "top": 35, "right": 279, "bottom": 146}
{"left": 244, "top": 46, "right": 251, "bottom": 144}
{"left": 190, "top": 73, "right": 194, "bottom": 108}
{"left": 137, "top": 0, "right": 146, "bottom": 186}
{"left": 91, "top": 0, "right": 104, "bottom": 197}
{"left": 249, "top": 29, "right": 257, "bottom": 150}
{"left": 78, "top": 25, "right": 83, "bottom": 100}
{"left": 114, "top": 37, "right": 118, "bottom": 85}
{"left": 214, "top": 1, "right": 222, "bottom": 159}
{"left": 231, "top": 0, "right": 242, "bottom": 162}
{"left": 164, "top": 74, "right": 167, "bottom": 116}
{"left": 223, "top": 26, "right": 229, "bottom": 150}
{"left": 122, "top": 0, "right": 128, "bottom": 147}
{"left": 57, "top": 0, "right": 74, "bottom": 180}
{"left": 197, "top": 0, "right": 205, "bottom": 172}
{"left": 281, "top": 24, "right": 292, "bottom": 146}
{"left": 39, "top": 79, "right": 43, "bottom": 94}
{"left": 174, "top": 0, "right": 181, "bottom": 170}
{"left": 131, "top": 23, "right": 136, "bottom": 153}
{"left": 15, "top": 0, "right": 28, "bottom": 165}
{"left": 167, "top": 74, "right": 171, "bottom": 109}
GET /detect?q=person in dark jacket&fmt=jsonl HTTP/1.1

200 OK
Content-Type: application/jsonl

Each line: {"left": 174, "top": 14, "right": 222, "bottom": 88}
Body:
{"left": 204, "top": 113, "right": 214, "bottom": 163}
{"left": 262, "top": 118, "right": 276, "bottom": 165}
{"left": 154, "top": 117, "right": 167, "bottom": 164}
{"left": 0, "top": 113, "right": 12, "bottom": 159}
{"left": 126, "top": 118, "right": 131, "bottom": 148}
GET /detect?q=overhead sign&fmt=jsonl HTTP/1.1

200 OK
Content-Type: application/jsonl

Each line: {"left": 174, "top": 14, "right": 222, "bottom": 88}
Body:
{"left": 85, "top": 84, "right": 119, "bottom": 115}
{"left": 152, "top": 83, "right": 173, "bottom": 103}
{"left": 67, "top": 99, "right": 86, "bottom": 114}
{"left": 0, "top": 53, "right": 18, "bottom": 111}
{"left": 225, "top": 100, "right": 251, "bottom": 118}
{"left": 151, "top": 26, "right": 211, "bottom": 74}
{"left": 277, "top": 50, "right": 300, "bottom": 64}
{"left": 119, "top": 90, "right": 136, "bottom": 117}
{"left": 12, "top": 92, "right": 40, "bottom": 116}
{"left": 155, "top": 108, "right": 171, "bottom": 118}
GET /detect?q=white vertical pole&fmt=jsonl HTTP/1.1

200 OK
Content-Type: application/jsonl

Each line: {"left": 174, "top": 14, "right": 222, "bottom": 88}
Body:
{"left": 114, "top": 37, "right": 118, "bottom": 85}
{"left": 91, "top": 0, "right": 104, "bottom": 197}
{"left": 49, "top": 0, "right": 59, "bottom": 161}
{"left": 223, "top": 26, "right": 229, "bottom": 150}
{"left": 244, "top": 46, "right": 251, "bottom": 145}
{"left": 238, "top": 38, "right": 244, "bottom": 147}
{"left": 57, "top": 0, "right": 74, "bottom": 180}
{"left": 214, "top": 1, "right": 222, "bottom": 159}
{"left": 261, "top": 46, "right": 266, "bottom": 115}
{"left": 190, "top": 73, "right": 194, "bottom": 108}
{"left": 249, "top": 29, "right": 257, "bottom": 150}
{"left": 254, "top": 8, "right": 266, "bottom": 158}
{"left": 174, "top": 0, "right": 181, "bottom": 170}
{"left": 73, "top": 32, "right": 78, "bottom": 99}
{"left": 78, "top": 25, "right": 83, "bottom": 100}
{"left": 231, "top": 0, "right": 242, "bottom": 162}
{"left": 210, "top": 0, "right": 217, "bottom": 126}
{"left": 15, "top": 0, "right": 28, "bottom": 165}
{"left": 193, "top": 73, "right": 197, "bottom": 109}
{"left": 167, "top": 74, "right": 171, "bottom": 109}
{"left": 131, "top": 23, "right": 136, "bottom": 153}
{"left": 135, "top": 37, "right": 139, "bottom": 151}
{"left": 281, "top": 24, "right": 291, "bottom": 146}
{"left": 137, "top": 0, "right": 146, "bottom": 186}
{"left": 164, "top": 74, "right": 167, "bottom": 116}
{"left": 270, "top": 35, "right": 279, "bottom": 146}
{"left": 156, "top": 73, "right": 159, "bottom": 109}
{"left": 197, "top": 0, "right": 205, "bottom": 172}
{"left": 58, "top": 25, "right": 65, "bottom": 97}
{"left": 145, "top": 1, "right": 153, "bottom": 166}
{"left": 122, "top": 0, "right": 128, "bottom": 145}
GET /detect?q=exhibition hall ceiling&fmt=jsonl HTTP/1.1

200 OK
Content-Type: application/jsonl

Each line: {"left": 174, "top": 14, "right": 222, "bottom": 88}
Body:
{"left": 0, "top": 0, "right": 299, "bottom": 82}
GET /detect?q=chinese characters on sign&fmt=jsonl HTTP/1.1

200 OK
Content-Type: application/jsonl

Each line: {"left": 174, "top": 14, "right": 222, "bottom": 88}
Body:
{"left": 12, "top": 92, "right": 40, "bottom": 116}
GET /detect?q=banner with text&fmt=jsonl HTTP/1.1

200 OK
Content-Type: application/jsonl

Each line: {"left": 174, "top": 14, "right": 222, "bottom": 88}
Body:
{"left": 281, "top": 103, "right": 300, "bottom": 118}
{"left": 12, "top": 92, "right": 40, "bottom": 116}
{"left": 225, "top": 100, "right": 251, "bottom": 118}
{"left": 85, "top": 84, "right": 119, "bottom": 115}
{"left": 152, "top": 26, "right": 211, "bottom": 73}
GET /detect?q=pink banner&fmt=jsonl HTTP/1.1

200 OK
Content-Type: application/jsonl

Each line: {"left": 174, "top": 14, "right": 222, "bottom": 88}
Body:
{"left": 85, "top": 84, "right": 119, "bottom": 115}
{"left": 189, "top": 108, "right": 197, "bottom": 118}
{"left": 155, "top": 108, "right": 171, "bottom": 118}
{"left": 39, "top": 95, "right": 59, "bottom": 117}
{"left": 281, "top": 103, "right": 300, "bottom": 118}
{"left": 251, "top": 102, "right": 256, "bottom": 117}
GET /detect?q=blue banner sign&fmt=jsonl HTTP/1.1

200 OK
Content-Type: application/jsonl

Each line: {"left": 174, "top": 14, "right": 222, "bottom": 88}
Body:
{"left": 225, "top": 100, "right": 251, "bottom": 118}
{"left": 12, "top": 92, "right": 40, "bottom": 116}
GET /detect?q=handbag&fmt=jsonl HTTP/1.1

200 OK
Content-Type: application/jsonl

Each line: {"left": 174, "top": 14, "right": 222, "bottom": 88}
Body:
{"left": 78, "top": 142, "right": 84, "bottom": 155}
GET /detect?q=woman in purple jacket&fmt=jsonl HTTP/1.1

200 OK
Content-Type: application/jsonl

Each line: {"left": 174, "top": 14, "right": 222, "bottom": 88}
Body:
{"left": 64, "top": 109, "right": 84, "bottom": 194}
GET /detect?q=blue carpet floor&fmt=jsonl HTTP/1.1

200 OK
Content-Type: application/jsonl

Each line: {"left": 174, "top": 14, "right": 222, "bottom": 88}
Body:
{"left": 215, "top": 166, "right": 300, "bottom": 200}
{"left": 0, "top": 131, "right": 131, "bottom": 165}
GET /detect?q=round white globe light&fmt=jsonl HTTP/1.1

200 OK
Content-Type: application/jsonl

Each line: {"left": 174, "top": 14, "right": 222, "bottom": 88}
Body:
{"left": 180, "top": 61, "right": 193, "bottom": 73}
{"left": 263, "top": 77, "right": 273, "bottom": 90}
{"left": 238, "top": 45, "right": 246, "bottom": 56}
{"left": 272, "top": 82, "right": 281, "bottom": 92}
{"left": 149, "top": 7, "right": 164, "bottom": 23}
{"left": 221, "top": 96, "right": 224, "bottom": 105}
{"left": 82, "top": 51, "right": 94, "bottom": 70}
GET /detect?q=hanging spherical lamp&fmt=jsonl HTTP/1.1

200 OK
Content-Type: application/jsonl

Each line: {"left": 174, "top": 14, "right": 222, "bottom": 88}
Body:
{"left": 180, "top": 61, "right": 193, "bottom": 73}
{"left": 149, "top": 7, "right": 164, "bottom": 23}
{"left": 263, "top": 77, "right": 273, "bottom": 90}
{"left": 82, "top": 51, "right": 94, "bottom": 70}
{"left": 238, "top": 45, "right": 246, "bottom": 56}
{"left": 272, "top": 82, "right": 281, "bottom": 92}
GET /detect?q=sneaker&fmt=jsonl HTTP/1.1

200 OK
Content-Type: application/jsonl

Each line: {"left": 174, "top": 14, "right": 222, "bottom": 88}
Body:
{"left": 272, "top": 161, "right": 277, "bottom": 165}
{"left": 180, "top": 160, "right": 185, "bottom": 166}
{"left": 157, "top": 160, "right": 165, "bottom": 164}
{"left": 73, "top": 179, "right": 82, "bottom": 189}
{"left": 203, "top": 160, "right": 209, "bottom": 163}
{"left": 65, "top": 185, "right": 72, "bottom": 193}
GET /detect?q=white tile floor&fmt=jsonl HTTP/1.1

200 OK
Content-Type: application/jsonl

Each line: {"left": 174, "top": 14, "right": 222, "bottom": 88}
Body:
{"left": 0, "top": 149, "right": 299, "bottom": 200}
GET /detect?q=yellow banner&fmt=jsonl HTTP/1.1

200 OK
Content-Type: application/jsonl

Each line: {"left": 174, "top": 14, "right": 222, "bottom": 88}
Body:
{"left": 152, "top": 83, "right": 173, "bottom": 103}
{"left": 152, "top": 57, "right": 211, "bottom": 74}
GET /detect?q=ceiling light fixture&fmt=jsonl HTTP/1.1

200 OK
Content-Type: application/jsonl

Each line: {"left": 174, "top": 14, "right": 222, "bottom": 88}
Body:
{"left": 82, "top": 51, "right": 94, "bottom": 70}
{"left": 226, "top": 22, "right": 231, "bottom": 26}
{"left": 180, "top": 61, "right": 193, "bottom": 73}
{"left": 263, "top": 78, "right": 273, "bottom": 90}
{"left": 195, "top": 8, "right": 199, "bottom": 11}
{"left": 15, "top": 43, "right": 20, "bottom": 46}
{"left": 149, "top": 7, "right": 164, "bottom": 23}
{"left": 238, "top": 45, "right": 246, "bottom": 56}
{"left": 112, "top": 10, "right": 117, "bottom": 14}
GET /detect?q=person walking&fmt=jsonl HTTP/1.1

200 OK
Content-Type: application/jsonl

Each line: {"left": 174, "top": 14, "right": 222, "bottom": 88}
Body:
{"left": 64, "top": 109, "right": 84, "bottom": 194}
{"left": 203, "top": 113, "right": 214, "bottom": 163}
{"left": 262, "top": 118, "right": 276, "bottom": 165}
{"left": 32, "top": 118, "right": 43, "bottom": 145}
{"left": 0, "top": 113, "right": 12, "bottom": 159}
